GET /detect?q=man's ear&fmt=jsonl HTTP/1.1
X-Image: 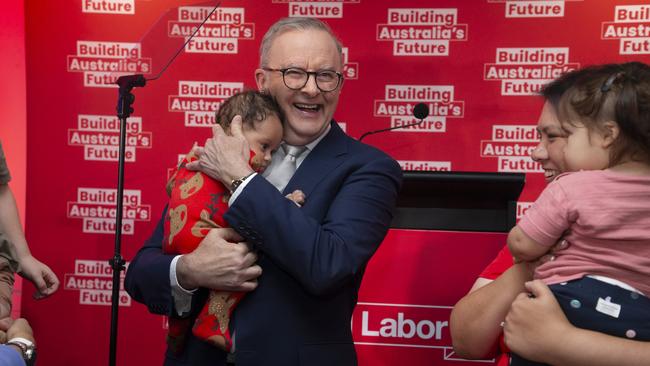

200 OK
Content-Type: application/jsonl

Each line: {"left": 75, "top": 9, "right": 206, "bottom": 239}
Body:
{"left": 601, "top": 120, "right": 620, "bottom": 148}
{"left": 254, "top": 69, "right": 266, "bottom": 91}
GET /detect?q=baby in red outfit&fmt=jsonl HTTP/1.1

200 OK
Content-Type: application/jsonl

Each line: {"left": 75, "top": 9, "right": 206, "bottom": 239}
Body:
{"left": 163, "top": 90, "right": 303, "bottom": 353}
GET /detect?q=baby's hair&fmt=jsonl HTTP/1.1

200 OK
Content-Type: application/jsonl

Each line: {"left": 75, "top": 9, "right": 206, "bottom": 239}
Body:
{"left": 216, "top": 90, "right": 284, "bottom": 133}
{"left": 550, "top": 62, "right": 650, "bottom": 165}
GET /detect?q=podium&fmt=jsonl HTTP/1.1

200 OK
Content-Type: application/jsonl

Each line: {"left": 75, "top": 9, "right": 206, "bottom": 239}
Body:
{"left": 354, "top": 171, "right": 526, "bottom": 365}
{"left": 391, "top": 171, "right": 526, "bottom": 232}
{"left": 355, "top": 170, "right": 526, "bottom": 365}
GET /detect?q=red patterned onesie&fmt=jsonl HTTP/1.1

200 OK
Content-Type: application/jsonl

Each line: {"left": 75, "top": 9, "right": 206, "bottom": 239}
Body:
{"left": 162, "top": 150, "right": 255, "bottom": 352}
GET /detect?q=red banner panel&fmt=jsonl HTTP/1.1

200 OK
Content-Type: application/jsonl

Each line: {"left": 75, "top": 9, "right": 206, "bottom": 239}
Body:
{"left": 20, "top": 0, "right": 648, "bottom": 365}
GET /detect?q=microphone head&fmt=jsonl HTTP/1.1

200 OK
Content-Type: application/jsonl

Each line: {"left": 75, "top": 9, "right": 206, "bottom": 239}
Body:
{"left": 413, "top": 103, "right": 429, "bottom": 120}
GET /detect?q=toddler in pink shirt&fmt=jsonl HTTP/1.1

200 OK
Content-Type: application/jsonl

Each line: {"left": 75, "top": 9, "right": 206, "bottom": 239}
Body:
{"left": 507, "top": 62, "right": 650, "bottom": 366}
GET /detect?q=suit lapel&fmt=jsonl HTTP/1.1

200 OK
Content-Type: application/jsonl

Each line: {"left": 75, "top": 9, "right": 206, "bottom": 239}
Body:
{"left": 284, "top": 121, "right": 349, "bottom": 196}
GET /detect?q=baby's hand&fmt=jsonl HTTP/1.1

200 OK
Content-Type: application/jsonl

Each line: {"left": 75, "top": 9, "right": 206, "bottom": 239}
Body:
{"left": 285, "top": 190, "right": 306, "bottom": 207}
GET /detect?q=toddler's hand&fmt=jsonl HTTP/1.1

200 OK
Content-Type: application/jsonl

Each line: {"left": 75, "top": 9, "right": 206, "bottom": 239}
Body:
{"left": 537, "top": 238, "right": 570, "bottom": 264}
{"left": 285, "top": 190, "right": 306, "bottom": 207}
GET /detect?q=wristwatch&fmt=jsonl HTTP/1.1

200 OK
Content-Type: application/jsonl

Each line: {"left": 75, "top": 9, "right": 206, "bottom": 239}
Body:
{"left": 230, "top": 172, "right": 255, "bottom": 193}
{"left": 7, "top": 337, "right": 36, "bottom": 365}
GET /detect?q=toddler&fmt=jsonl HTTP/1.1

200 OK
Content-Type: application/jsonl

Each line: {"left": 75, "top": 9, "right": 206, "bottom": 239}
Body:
{"left": 508, "top": 62, "right": 650, "bottom": 365}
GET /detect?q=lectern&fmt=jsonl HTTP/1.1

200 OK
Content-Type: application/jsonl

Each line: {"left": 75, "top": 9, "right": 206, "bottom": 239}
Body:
{"left": 355, "top": 171, "right": 526, "bottom": 365}
{"left": 392, "top": 171, "right": 526, "bottom": 232}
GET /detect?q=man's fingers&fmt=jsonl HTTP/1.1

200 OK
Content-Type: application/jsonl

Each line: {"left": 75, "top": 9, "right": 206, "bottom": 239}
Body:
{"left": 191, "top": 144, "right": 204, "bottom": 157}
{"left": 241, "top": 264, "right": 262, "bottom": 280}
{"left": 211, "top": 123, "right": 226, "bottom": 138}
{"left": 186, "top": 146, "right": 205, "bottom": 171}
{"left": 237, "top": 279, "right": 259, "bottom": 292}
{"left": 207, "top": 227, "right": 244, "bottom": 243}
{"left": 232, "top": 265, "right": 262, "bottom": 293}
{"left": 204, "top": 138, "right": 218, "bottom": 156}
{"left": 241, "top": 252, "right": 258, "bottom": 268}
{"left": 229, "top": 115, "right": 244, "bottom": 138}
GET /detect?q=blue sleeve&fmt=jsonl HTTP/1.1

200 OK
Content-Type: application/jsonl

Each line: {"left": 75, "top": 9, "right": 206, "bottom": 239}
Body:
{"left": 0, "top": 345, "right": 25, "bottom": 366}
{"left": 225, "top": 155, "right": 402, "bottom": 296}
{"left": 124, "top": 209, "right": 176, "bottom": 315}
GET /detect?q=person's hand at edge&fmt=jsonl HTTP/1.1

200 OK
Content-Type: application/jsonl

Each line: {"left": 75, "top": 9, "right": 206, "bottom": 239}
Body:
{"left": 18, "top": 256, "right": 59, "bottom": 299}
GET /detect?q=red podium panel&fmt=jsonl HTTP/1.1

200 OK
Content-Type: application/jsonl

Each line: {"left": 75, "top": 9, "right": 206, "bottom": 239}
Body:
{"left": 355, "top": 229, "right": 506, "bottom": 366}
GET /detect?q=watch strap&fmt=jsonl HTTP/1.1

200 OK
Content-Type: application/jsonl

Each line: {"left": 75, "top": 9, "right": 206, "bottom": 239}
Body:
{"left": 7, "top": 337, "right": 35, "bottom": 361}
{"left": 7, "top": 337, "right": 33, "bottom": 347}
{"left": 230, "top": 172, "right": 255, "bottom": 193}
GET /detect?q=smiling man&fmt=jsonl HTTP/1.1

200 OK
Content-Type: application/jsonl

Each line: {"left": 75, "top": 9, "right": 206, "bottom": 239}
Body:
{"left": 125, "top": 17, "right": 402, "bottom": 366}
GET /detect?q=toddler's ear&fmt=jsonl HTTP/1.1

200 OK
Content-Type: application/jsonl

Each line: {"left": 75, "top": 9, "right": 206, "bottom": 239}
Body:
{"left": 601, "top": 120, "right": 620, "bottom": 148}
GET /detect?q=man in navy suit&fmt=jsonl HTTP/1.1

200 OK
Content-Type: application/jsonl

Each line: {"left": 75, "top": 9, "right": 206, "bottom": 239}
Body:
{"left": 125, "top": 17, "right": 402, "bottom": 366}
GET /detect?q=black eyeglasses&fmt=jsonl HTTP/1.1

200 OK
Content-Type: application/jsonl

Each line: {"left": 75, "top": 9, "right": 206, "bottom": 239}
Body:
{"left": 262, "top": 67, "right": 343, "bottom": 92}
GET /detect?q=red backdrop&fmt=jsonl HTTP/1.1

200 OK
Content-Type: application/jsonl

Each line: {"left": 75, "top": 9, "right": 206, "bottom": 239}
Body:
{"left": 0, "top": 0, "right": 27, "bottom": 320}
{"left": 17, "top": 0, "right": 650, "bottom": 365}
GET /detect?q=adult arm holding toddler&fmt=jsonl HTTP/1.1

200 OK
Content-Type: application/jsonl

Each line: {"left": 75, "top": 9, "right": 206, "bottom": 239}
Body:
{"left": 506, "top": 62, "right": 650, "bottom": 365}
{"left": 452, "top": 63, "right": 650, "bottom": 365}
{"left": 450, "top": 76, "right": 573, "bottom": 363}
{"left": 505, "top": 280, "right": 650, "bottom": 366}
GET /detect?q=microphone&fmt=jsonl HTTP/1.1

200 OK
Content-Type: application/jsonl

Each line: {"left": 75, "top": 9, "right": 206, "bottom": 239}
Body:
{"left": 359, "top": 102, "right": 429, "bottom": 142}
{"left": 413, "top": 102, "right": 429, "bottom": 120}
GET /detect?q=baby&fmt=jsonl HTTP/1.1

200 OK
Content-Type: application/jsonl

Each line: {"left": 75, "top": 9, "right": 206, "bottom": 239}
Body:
{"left": 163, "top": 90, "right": 303, "bottom": 353}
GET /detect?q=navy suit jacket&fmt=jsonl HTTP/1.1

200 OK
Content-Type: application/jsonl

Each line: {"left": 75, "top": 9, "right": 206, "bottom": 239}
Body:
{"left": 125, "top": 121, "right": 402, "bottom": 366}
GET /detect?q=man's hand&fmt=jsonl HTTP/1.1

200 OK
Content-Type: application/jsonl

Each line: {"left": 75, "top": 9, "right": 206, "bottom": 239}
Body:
{"left": 176, "top": 228, "right": 262, "bottom": 292}
{"left": 503, "top": 280, "right": 571, "bottom": 362}
{"left": 18, "top": 256, "right": 60, "bottom": 299}
{"left": 185, "top": 115, "right": 253, "bottom": 186}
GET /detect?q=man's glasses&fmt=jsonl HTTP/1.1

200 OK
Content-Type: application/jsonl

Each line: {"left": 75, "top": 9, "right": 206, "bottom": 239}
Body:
{"left": 262, "top": 67, "right": 343, "bottom": 92}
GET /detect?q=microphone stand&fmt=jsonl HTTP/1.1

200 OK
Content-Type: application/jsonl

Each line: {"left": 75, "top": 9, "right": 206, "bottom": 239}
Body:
{"left": 109, "top": 74, "right": 146, "bottom": 366}
{"left": 359, "top": 118, "right": 426, "bottom": 142}
{"left": 106, "top": 3, "right": 221, "bottom": 364}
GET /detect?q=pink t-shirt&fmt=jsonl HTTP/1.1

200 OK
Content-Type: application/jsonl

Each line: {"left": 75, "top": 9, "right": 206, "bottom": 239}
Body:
{"left": 518, "top": 170, "right": 650, "bottom": 294}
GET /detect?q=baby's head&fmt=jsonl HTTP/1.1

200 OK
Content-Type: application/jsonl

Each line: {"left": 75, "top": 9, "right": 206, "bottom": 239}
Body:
{"left": 216, "top": 90, "right": 284, "bottom": 171}
{"left": 554, "top": 62, "right": 650, "bottom": 170}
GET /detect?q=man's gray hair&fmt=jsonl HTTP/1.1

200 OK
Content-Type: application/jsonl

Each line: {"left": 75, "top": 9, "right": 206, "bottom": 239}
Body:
{"left": 259, "top": 17, "right": 343, "bottom": 67}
